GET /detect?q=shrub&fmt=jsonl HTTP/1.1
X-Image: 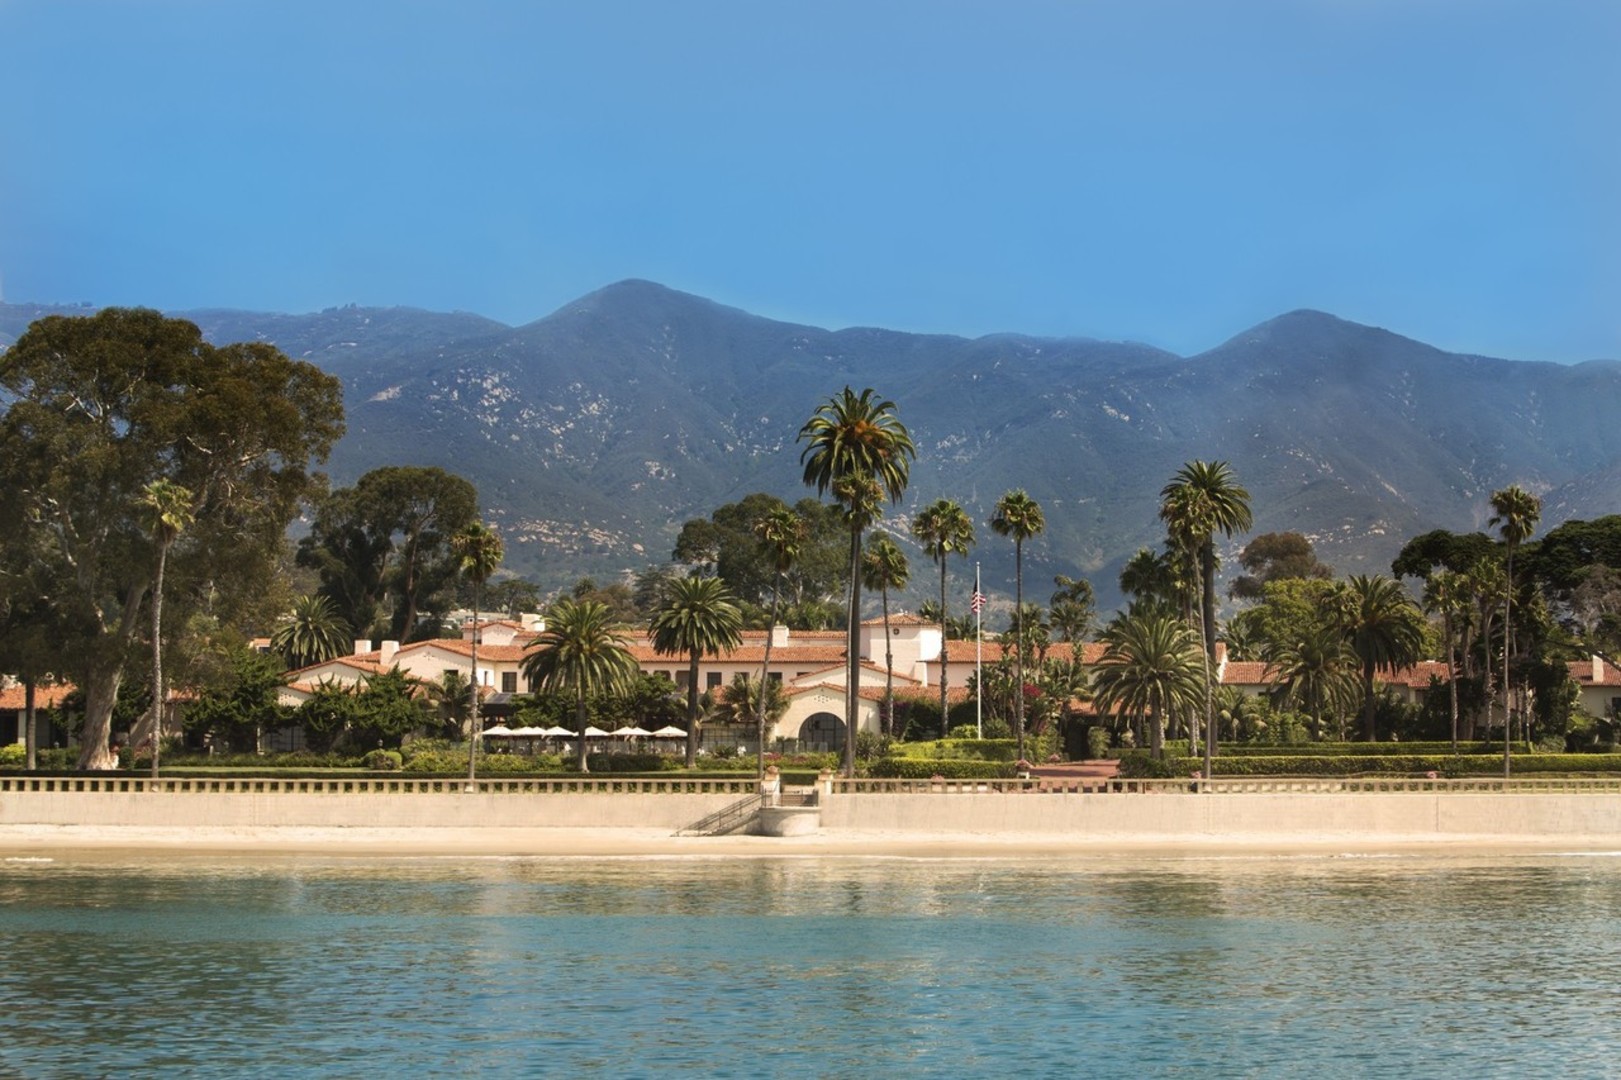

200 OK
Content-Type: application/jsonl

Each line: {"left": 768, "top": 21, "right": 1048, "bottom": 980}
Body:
{"left": 865, "top": 757, "right": 1017, "bottom": 780}
{"left": 1085, "top": 726, "right": 1110, "bottom": 759}
{"left": 0, "top": 744, "right": 25, "bottom": 768}
{"left": 363, "top": 749, "right": 403, "bottom": 772}
{"left": 586, "top": 752, "right": 673, "bottom": 773}
{"left": 1116, "top": 752, "right": 1178, "bottom": 779}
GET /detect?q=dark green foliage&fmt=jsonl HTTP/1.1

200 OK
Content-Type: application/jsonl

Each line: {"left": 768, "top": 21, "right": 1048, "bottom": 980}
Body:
{"left": 1229, "top": 531, "right": 1334, "bottom": 599}
{"left": 866, "top": 758, "right": 1017, "bottom": 779}
{"left": 293, "top": 670, "right": 427, "bottom": 753}
{"left": 184, "top": 648, "right": 290, "bottom": 753}
{"left": 584, "top": 753, "right": 674, "bottom": 773}
{"left": 1391, "top": 530, "right": 1497, "bottom": 582}
{"left": 673, "top": 494, "right": 847, "bottom": 612}
{"left": 363, "top": 749, "right": 404, "bottom": 771}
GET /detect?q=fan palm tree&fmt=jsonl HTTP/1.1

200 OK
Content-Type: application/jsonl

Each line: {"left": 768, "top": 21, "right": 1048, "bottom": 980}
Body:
{"left": 1119, "top": 548, "right": 1177, "bottom": 610}
{"left": 752, "top": 506, "right": 806, "bottom": 773}
{"left": 991, "top": 489, "right": 1046, "bottom": 761}
{"left": 1463, "top": 556, "right": 1507, "bottom": 742}
{"left": 522, "top": 598, "right": 639, "bottom": 773}
{"left": 650, "top": 575, "right": 744, "bottom": 768}
{"left": 798, "top": 387, "right": 915, "bottom": 773}
{"left": 861, "top": 532, "right": 910, "bottom": 738}
{"left": 1159, "top": 479, "right": 1217, "bottom": 763}
{"left": 1489, "top": 485, "right": 1541, "bottom": 775}
{"left": 714, "top": 671, "right": 789, "bottom": 731}
{"left": 452, "top": 521, "right": 504, "bottom": 781}
{"left": 428, "top": 669, "right": 476, "bottom": 741}
{"left": 1334, "top": 574, "right": 1426, "bottom": 741}
{"left": 1423, "top": 569, "right": 1468, "bottom": 753}
{"left": 912, "top": 498, "right": 976, "bottom": 737}
{"left": 1264, "top": 621, "right": 1362, "bottom": 741}
{"left": 1091, "top": 612, "right": 1205, "bottom": 761}
{"left": 272, "top": 594, "right": 353, "bottom": 670}
{"left": 138, "top": 479, "right": 194, "bottom": 776}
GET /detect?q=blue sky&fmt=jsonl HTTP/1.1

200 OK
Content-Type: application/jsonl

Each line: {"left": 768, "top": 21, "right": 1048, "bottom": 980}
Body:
{"left": 3, "top": 0, "right": 1617, "bottom": 362}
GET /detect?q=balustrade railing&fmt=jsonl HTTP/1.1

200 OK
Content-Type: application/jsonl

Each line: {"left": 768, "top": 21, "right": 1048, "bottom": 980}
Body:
{"left": 832, "top": 776, "right": 1621, "bottom": 796}
{"left": 0, "top": 776, "right": 760, "bottom": 796}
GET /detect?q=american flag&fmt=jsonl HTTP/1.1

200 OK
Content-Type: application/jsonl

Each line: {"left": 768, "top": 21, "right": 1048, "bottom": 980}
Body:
{"left": 969, "top": 590, "right": 986, "bottom": 614}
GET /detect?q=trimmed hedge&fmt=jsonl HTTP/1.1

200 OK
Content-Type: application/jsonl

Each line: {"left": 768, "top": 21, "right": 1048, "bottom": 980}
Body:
{"left": 1138, "top": 753, "right": 1621, "bottom": 778}
{"left": 890, "top": 739, "right": 1019, "bottom": 762}
{"left": 1211, "top": 742, "right": 1521, "bottom": 758}
{"left": 866, "top": 757, "right": 1017, "bottom": 779}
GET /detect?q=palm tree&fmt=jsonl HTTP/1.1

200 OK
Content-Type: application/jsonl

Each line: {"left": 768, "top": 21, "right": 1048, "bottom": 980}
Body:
{"left": 1119, "top": 548, "right": 1177, "bottom": 610}
{"left": 429, "top": 669, "right": 476, "bottom": 740}
{"left": 1490, "top": 485, "right": 1541, "bottom": 775}
{"left": 798, "top": 387, "right": 915, "bottom": 773}
{"left": 991, "top": 490, "right": 1046, "bottom": 761}
{"left": 1334, "top": 574, "right": 1426, "bottom": 741}
{"left": 650, "top": 575, "right": 744, "bottom": 768}
{"left": 138, "top": 479, "right": 194, "bottom": 777}
{"left": 452, "top": 521, "right": 504, "bottom": 782}
{"left": 861, "top": 532, "right": 910, "bottom": 738}
{"left": 752, "top": 506, "right": 806, "bottom": 774}
{"left": 1463, "top": 556, "right": 1507, "bottom": 742}
{"left": 1161, "top": 461, "right": 1252, "bottom": 769}
{"left": 522, "top": 598, "right": 639, "bottom": 773}
{"left": 1090, "top": 612, "right": 1205, "bottom": 761}
{"left": 1423, "top": 569, "right": 1468, "bottom": 753}
{"left": 1049, "top": 575, "right": 1095, "bottom": 644}
{"left": 1161, "top": 461, "right": 1253, "bottom": 661}
{"left": 1264, "top": 621, "right": 1362, "bottom": 741}
{"left": 912, "top": 498, "right": 975, "bottom": 737}
{"left": 272, "top": 594, "right": 353, "bottom": 670}
{"left": 714, "top": 671, "right": 789, "bottom": 732}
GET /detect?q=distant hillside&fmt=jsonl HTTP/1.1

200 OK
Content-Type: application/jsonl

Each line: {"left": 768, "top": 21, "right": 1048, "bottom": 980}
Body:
{"left": 5, "top": 283, "right": 1620, "bottom": 613}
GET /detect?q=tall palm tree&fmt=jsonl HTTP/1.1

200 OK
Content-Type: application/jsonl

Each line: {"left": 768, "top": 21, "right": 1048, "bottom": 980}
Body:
{"left": 798, "top": 387, "right": 915, "bottom": 774}
{"left": 991, "top": 490, "right": 1046, "bottom": 761}
{"left": 452, "top": 521, "right": 504, "bottom": 782}
{"left": 861, "top": 532, "right": 910, "bottom": 738}
{"left": 522, "top": 598, "right": 639, "bottom": 773}
{"left": 1264, "top": 621, "right": 1362, "bottom": 741}
{"left": 272, "top": 594, "right": 353, "bottom": 670}
{"left": 1161, "top": 461, "right": 1252, "bottom": 766}
{"left": 1159, "top": 479, "right": 1217, "bottom": 764}
{"left": 1091, "top": 612, "right": 1205, "bottom": 761}
{"left": 752, "top": 506, "right": 806, "bottom": 774}
{"left": 912, "top": 498, "right": 975, "bottom": 737}
{"left": 1463, "top": 556, "right": 1507, "bottom": 742}
{"left": 138, "top": 479, "right": 194, "bottom": 777}
{"left": 1423, "top": 569, "right": 1468, "bottom": 753}
{"left": 1334, "top": 574, "right": 1426, "bottom": 741}
{"left": 650, "top": 575, "right": 744, "bottom": 768}
{"left": 1489, "top": 485, "right": 1541, "bottom": 775}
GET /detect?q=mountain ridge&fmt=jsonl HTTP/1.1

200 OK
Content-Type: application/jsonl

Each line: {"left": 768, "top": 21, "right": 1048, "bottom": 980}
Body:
{"left": 4, "top": 283, "right": 1619, "bottom": 611}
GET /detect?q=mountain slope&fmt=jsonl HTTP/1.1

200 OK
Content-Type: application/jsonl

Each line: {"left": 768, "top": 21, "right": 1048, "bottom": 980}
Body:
{"left": 5, "top": 285, "right": 1618, "bottom": 610}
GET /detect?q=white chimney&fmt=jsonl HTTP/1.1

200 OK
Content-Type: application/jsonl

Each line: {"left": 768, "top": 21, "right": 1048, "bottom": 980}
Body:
{"left": 1595, "top": 655, "right": 1605, "bottom": 683}
{"left": 353, "top": 639, "right": 371, "bottom": 657}
{"left": 380, "top": 641, "right": 399, "bottom": 667}
{"left": 771, "top": 625, "right": 790, "bottom": 648}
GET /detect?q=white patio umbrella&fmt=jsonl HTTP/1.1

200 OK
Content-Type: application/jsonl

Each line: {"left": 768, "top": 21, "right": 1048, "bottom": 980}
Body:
{"left": 481, "top": 724, "right": 516, "bottom": 737}
{"left": 650, "top": 725, "right": 687, "bottom": 738}
{"left": 541, "top": 726, "right": 575, "bottom": 738}
{"left": 582, "top": 726, "right": 612, "bottom": 738}
{"left": 610, "top": 725, "right": 653, "bottom": 738}
{"left": 508, "top": 726, "right": 548, "bottom": 737}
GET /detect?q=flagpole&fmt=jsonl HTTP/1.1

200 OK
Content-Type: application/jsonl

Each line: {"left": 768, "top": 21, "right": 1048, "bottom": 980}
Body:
{"left": 975, "top": 562, "right": 983, "bottom": 740}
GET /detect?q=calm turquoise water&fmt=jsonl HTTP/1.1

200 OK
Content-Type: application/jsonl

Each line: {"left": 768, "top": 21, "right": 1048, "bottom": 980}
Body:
{"left": 3, "top": 852, "right": 1621, "bottom": 1077}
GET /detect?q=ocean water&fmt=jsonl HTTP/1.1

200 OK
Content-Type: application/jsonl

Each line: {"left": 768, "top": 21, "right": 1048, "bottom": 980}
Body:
{"left": 2, "top": 851, "right": 1620, "bottom": 1078}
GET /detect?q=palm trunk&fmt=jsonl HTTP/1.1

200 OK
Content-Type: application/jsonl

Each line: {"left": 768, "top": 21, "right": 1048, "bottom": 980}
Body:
{"left": 23, "top": 678, "right": 37, "bottom": 772}
{"left": 844, "top": 522, "right": 861, "bottom": 776}
{"left": 1446, "top": 613, "right": 1459, "bottom": 754}
{"left": 1201, "top": 539, "right": 1219, "bottom": 760}
{"left": 938, "top": 558, "right": 950, "bottom": 738}
{"left": 1014, "top": 540, "right": 1025, "bottom": 763}
{"left": 686, "top": 650, "right": 701, "bottom": 769}
{"left": 150, "top": 541, "right": 168, "bottom": 778}
{"left": 575, "top": 692, "right": 590, "bottom": 773}
{"left": 758, "top": 572, "right": 782, "bottom": 778}
{"left": 1504, "top": 549, "right": 1515, "bottom": 778}
{"left": 1361, "top": 660, "right": 1378, "bottom": 741}
{"left": 466, "top": 589, "right": 481, "bottom": 784}
{"left": 881, "top": 584, "right": 894, "bottom": 740}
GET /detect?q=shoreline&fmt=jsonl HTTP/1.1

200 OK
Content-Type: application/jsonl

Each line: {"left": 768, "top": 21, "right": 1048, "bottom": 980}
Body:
{"left": 6, "top": 824, "right": 1621, "bottom": 860}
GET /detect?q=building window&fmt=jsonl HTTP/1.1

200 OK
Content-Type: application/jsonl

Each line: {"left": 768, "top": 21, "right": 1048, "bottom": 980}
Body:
{"left": 501, "top": 672, "right": 517, "bottom": 693}
{"left": 675, "top": 671, "right": 691, "bottom": 689}
{"left": 706, "top": 672, "right": 722, "bottom": 689}
{"left": 443, "top": 669, "right": 456, "bottom": 682}
{"left": 767, "top": 672, "right": 782, "bottom": 684}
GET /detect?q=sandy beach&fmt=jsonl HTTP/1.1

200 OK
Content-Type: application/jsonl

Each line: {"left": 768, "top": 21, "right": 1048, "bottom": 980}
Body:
{"left": 6, "top": 823, "right": 1621, "bottom": 860}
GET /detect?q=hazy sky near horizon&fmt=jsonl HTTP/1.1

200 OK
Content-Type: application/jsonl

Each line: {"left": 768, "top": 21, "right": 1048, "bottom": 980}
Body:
{"left": 3, "top": 1, "right": 1617, "bottom": 362}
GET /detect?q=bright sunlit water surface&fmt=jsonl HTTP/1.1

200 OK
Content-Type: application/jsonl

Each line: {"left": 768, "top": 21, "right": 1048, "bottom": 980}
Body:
{"left": 3, "top": 851, "right": 1620, "bottom": 1077}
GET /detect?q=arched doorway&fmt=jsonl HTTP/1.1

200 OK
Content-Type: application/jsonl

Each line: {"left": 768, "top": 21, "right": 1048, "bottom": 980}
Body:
{"left": 799, "top": 712, "right": 846, "bottom": 753}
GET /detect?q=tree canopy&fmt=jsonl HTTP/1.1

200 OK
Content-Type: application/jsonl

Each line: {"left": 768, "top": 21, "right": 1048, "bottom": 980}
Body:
{"left": 0, "top": 308, "right": 344, "bottom": 769}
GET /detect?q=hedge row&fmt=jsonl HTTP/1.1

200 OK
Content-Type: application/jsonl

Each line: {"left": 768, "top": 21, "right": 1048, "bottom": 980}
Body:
{"left": 1193, "top": 742, "right": 1537, "bottom": 758}
{"left": 866, "top": 758, "right": 1017, "bottom": 779}
{"left": 889, "top": 739, "right": 1019, "bottom": 762}
{"left": 1132, "top": 753, "right": 1621, "bottom": 778}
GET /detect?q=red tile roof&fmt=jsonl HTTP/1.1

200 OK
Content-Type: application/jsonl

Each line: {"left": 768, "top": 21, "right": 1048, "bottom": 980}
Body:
{"left": 0, "top": 684, "right": 75, "bottom": 710}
